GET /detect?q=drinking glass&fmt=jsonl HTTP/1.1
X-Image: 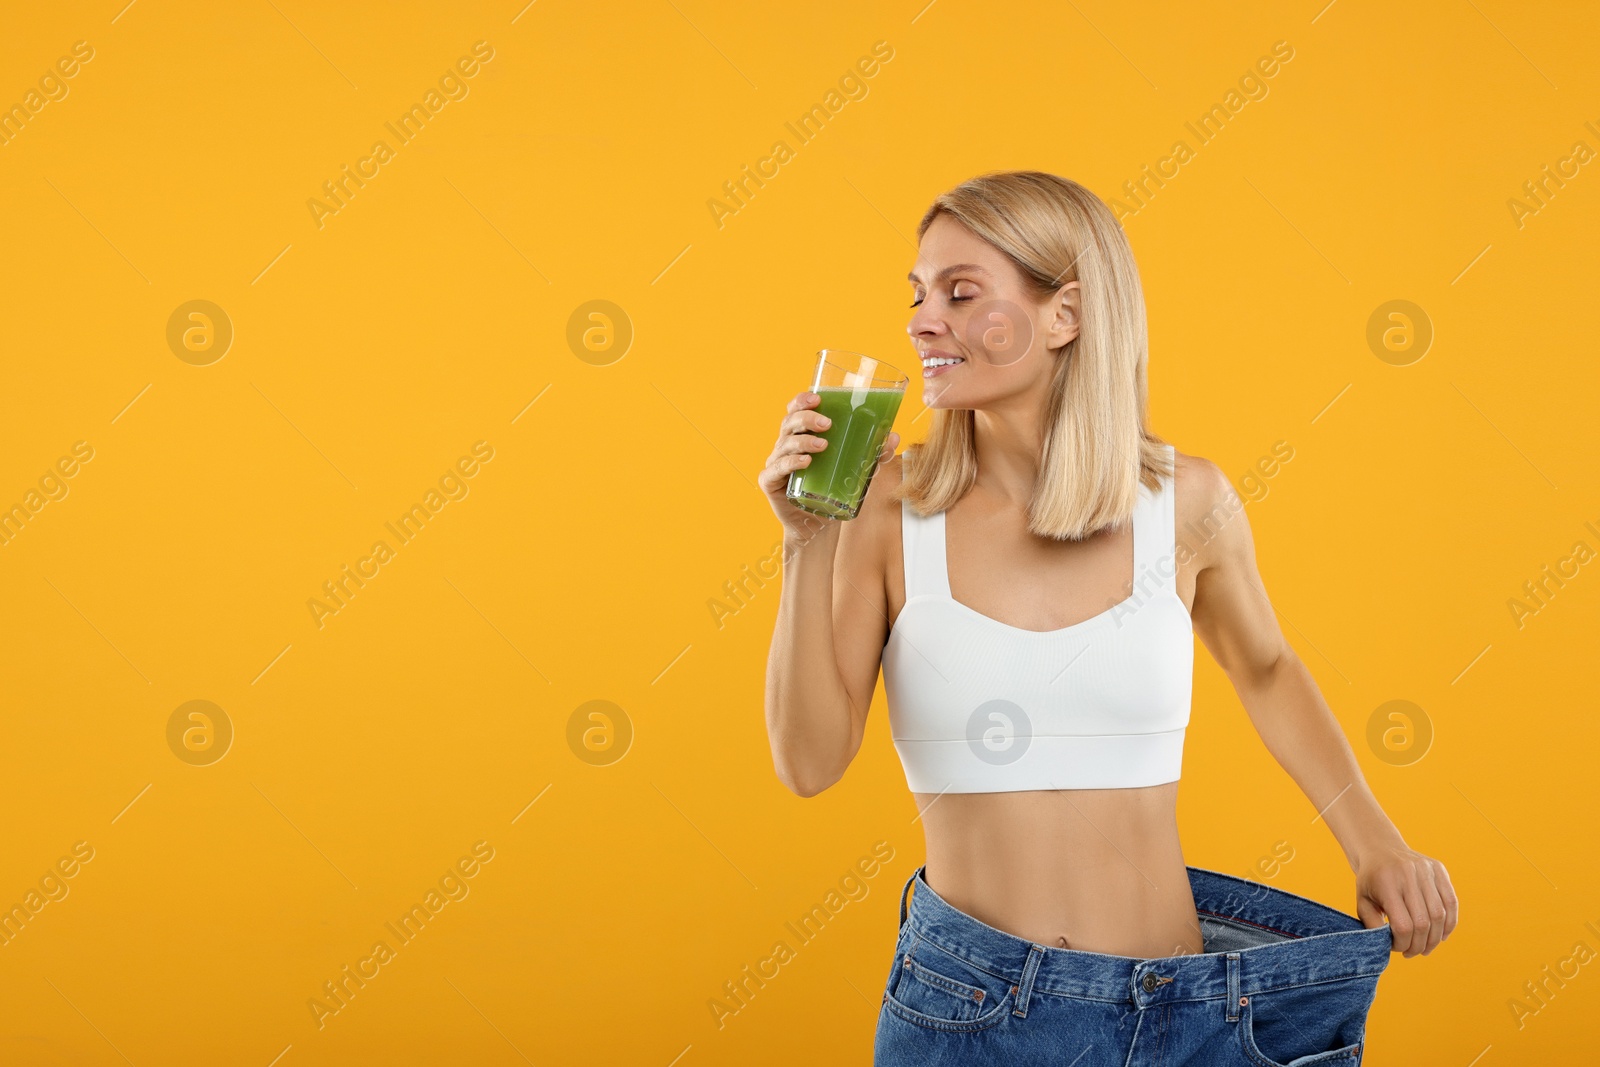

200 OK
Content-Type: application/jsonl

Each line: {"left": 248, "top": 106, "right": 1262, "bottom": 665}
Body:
{"left": 785, "top": 350, "right": 908, "bottom": 520}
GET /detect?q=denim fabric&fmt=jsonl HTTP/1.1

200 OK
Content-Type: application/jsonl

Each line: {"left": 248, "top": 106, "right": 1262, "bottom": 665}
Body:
{"left": 875, "top": 865, "right": 1391, "bottom": 1066}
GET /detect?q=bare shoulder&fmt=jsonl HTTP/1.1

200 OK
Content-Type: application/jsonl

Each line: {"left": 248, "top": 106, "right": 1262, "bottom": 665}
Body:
{"left": 848, "top": 450, "right": 906, "bottom": 554}
{"left": 836, "top": 451, "right": 906, "bottom": 590}
{"left": 1169, "top": 446, "right": 1250, "bottom": 574}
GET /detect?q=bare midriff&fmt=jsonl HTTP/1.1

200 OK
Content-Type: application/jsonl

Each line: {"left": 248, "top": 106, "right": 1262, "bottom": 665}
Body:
{"left": 914, "top": 782, "right": 1204, "bottom": 959}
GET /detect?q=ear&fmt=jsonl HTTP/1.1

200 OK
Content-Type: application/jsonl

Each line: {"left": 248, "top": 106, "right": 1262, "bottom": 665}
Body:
{"left": 1045, "top": 280, "right": 1082, "bottom": 348}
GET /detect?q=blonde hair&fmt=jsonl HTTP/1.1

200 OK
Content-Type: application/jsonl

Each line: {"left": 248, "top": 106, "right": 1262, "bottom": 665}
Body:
{"left": 894, "top": 170, "right": 1172, "bottom": 541}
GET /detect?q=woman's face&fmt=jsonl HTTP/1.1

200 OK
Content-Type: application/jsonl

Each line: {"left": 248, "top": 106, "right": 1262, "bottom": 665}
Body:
{"left": 906, "top": 214, "right": 1079, "bottom": 410}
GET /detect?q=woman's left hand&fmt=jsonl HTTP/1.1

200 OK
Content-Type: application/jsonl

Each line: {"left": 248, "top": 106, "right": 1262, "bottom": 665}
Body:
{"left": 1353, "top": 842, "right": 1459, "bottom": 957}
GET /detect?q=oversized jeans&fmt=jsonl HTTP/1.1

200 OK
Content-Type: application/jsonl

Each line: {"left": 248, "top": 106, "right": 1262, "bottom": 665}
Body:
{"left": 875, "top": 865, "right": 1392, "bottom": 1066}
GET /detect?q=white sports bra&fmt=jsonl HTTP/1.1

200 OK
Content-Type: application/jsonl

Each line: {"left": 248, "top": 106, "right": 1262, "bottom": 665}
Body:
{"left": 882, "top": 443, "right": 1194, "bottom": 793}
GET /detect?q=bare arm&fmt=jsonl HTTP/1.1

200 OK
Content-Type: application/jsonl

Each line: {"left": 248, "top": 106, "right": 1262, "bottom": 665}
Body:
{"left": 761, "top": 403, "right": 899, "bottom": 797}
{"left": 1185, "top": 455, "right": 1459, "bottom": 956}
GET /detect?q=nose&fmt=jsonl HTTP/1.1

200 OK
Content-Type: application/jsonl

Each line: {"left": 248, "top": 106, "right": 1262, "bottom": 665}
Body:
{"left": 907, "top": 302, "right": 949, "bottom": 347}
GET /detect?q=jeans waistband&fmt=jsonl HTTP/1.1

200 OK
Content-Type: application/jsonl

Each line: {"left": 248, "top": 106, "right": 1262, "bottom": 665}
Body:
{"left": 897, "top": 864, "right": 1392, "bottom": 1008}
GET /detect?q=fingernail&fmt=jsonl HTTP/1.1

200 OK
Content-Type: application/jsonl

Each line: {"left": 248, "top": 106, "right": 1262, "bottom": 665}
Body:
{"left": 819, "top": 416, "right": 831, "bottom": 427}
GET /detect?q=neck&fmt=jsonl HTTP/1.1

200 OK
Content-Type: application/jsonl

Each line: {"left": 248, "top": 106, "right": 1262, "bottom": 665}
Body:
{"left": 970, "top": 389, "right": 1051, "bottom": 511}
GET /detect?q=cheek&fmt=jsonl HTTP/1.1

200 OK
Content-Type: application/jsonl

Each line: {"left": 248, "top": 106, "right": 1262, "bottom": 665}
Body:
{"left": 961, "top": 298, "right": 1036, "bottom": 368}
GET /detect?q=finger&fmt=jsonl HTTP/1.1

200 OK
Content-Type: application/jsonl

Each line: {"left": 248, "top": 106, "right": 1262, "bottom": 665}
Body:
{"left": 1396, "top": 872, "right": 1431, "bottom": 958}
{"left": 779, "top": 409, "right": 831, "bottom": 438}
{"left": 1356, "top": 890, "right": 1387, "bottom": 936}
{"left": 1435, "top": 861, "right": 1460, "bottom": 940}
{"left": 759, "top": 450, "right": 813, "bottom": 493}
{"left": 776, "top": 433, "right": 828, "bottom": 460}
{"left": 764, "top": 435, "right": 825, "bottom": 489}
{"left": 787, "top": 390, "right": 820, "bottom": 413}
{"left": 1418, "top": 863, "right": 1450, "bottom": 954}
{"left": 1366, "top": 875, "right": 1415, "bottom": 955}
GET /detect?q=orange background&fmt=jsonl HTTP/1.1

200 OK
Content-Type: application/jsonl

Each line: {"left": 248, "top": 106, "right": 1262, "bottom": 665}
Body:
{"left": 1, "top": 1, "right": 1597, "bottom": 1064}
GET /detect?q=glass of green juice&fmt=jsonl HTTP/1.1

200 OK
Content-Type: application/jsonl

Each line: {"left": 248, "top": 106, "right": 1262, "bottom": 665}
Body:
{"left": 785, "top": 350, "right": 909, "bottom": 520}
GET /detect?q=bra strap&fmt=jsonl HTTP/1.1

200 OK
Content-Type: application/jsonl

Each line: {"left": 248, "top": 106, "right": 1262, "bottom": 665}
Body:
{"left": 901, "top": 502, "right": 949, "bottom": 600}
{"left": 1132, "top": 443, "right": 1179, "bottom": 595}
{"left": 901, "top": 453, "right": 952, "bottom": 600}
{"left": 1162, "top": 443, "right": 1178, "bottom": 593}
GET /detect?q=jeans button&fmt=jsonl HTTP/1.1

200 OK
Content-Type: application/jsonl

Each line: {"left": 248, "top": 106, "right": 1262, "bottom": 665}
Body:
{"left": 1141, "top": 973, "right": 1158, "bottom": 993}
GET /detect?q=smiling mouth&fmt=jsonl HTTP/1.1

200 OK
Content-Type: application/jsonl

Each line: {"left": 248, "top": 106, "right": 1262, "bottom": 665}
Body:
{"left": 921, "top": 354, "right": 964, "bottom": 374}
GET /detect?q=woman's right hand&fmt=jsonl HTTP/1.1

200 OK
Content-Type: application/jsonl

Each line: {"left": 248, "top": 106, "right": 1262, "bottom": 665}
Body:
{"left": 759, "top": 390, "right": 898, "bottom": 536}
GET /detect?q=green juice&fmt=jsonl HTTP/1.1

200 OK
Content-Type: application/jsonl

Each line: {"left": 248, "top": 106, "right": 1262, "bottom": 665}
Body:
{"left": 786, "top": 385, "right": 904, "bottom": 519}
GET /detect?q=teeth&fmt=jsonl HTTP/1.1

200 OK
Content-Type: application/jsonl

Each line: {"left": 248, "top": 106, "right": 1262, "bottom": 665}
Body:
{"left": 923, "top": 356, "right": 962, "bottom": 368}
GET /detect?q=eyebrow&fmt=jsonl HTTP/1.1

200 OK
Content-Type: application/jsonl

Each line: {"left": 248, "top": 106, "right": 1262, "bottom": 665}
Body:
{"left": 907, "top": 262, "right": 992, "bottom": 284}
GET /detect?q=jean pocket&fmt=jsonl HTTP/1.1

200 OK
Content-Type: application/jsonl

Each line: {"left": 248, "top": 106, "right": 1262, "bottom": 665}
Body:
{"left": 882, "top": 938, "right": 1013, "bottom": 1033}
{"left": 1238, "top": 979, "right": 1376, "bottom": 1067}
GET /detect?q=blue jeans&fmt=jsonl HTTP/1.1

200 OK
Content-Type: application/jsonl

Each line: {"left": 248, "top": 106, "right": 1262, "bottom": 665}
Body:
{"left": 875, "top": 865, "right": 1392, "bottom": 1066}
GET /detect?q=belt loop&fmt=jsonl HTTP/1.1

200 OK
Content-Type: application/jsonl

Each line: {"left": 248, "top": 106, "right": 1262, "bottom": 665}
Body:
{"left": 1225, "top": 952, "right": 1241, "bottom": 1022}
{"left": 1011, "top": 945, "right": 1045, "bottom": 1018}
{"left": 898, "top": 867, "right": 922, "bottom": 931}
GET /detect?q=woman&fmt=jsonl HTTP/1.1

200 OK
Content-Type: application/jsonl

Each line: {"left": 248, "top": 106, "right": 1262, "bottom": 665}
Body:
{"left": 760, "top": 171, "right": 1458, "bottom": 1065}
